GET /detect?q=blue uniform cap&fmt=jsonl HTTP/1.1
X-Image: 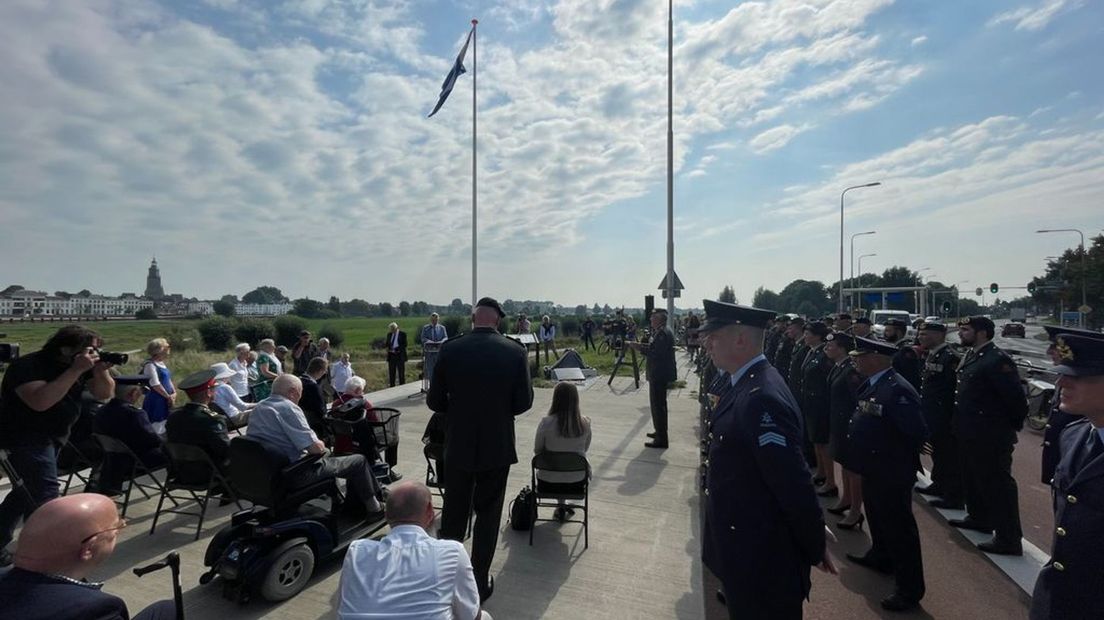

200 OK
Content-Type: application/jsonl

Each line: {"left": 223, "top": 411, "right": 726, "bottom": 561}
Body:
{"left": 849, "top": 336, "right": 899, "bottom": 357}
{"left": 1052, "top": 334, "right": 1104, "bottom": 377}
{"left": 1043, "top": 324, "right": 1104, "bottom": 343}
{"left": 698, "top": 299, "right": 776, "bottom": 333}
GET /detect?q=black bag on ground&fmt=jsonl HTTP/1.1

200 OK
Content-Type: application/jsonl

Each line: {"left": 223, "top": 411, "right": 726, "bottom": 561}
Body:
{"left": 509, "top": 485, "right": 536, "bottom": 531}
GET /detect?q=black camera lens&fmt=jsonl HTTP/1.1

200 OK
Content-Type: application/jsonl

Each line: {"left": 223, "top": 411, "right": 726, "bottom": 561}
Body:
{"left": 97, "top": 351, "right": 129, "bottom": 365}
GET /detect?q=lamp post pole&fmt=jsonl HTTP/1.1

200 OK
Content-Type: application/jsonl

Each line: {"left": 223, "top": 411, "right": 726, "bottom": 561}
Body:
{"left": 1037, "top": 229, "right": 1086, "bottom": 328}
{"left": 839, "top": 182, "right": 882, "bottom": 315}
{"left": 850, "top": 230, "right": 875, "bottom": 313}
{"left": 857, "top": 253, "right": 877, "bottom": 311}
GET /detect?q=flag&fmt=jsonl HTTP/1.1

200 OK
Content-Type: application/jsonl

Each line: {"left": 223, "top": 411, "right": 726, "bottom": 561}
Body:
{"left": 428, "top": 26, "right": 474, "bottom": 118}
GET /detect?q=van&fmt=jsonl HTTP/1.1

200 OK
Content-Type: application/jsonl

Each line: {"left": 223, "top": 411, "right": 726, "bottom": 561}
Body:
{"left": 869, "top": 309, "right": 914, "bottom": 339}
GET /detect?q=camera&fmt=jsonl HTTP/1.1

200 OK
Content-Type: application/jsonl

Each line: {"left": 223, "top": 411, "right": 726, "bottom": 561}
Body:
{"left": 94, "top": 349, "right": 129, "bottom": 365}
{"left": 0, "top": 342, "right": 19, "bottom": 364}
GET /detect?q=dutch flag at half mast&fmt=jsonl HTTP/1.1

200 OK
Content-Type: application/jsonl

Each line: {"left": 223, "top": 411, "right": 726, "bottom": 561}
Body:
{"left": 427, "top": 25, "right": 474, "bottom": 118}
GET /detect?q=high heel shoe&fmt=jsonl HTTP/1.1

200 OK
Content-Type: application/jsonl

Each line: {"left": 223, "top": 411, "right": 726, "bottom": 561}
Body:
{"left": 826, "top": 504, "right": 851, "bottom": 516}
{"left": 837, "top": 514, "right": 865, "bottom": 531}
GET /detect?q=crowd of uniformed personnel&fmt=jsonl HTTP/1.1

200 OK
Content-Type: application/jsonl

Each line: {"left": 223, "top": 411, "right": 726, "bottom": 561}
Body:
{"left": 698, "top": 301, "right": 1103, "bottom": 618}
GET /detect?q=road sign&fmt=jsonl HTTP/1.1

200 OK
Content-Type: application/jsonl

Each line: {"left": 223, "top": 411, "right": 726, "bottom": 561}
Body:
{"left": 1079, "top": 304, "right": 1093, "bottom": 314}
{"left": 975, "top": 287, "right": 983, "bottom": 297}
{"left": 989, "top": 283, "right": 999, "bottom": 294}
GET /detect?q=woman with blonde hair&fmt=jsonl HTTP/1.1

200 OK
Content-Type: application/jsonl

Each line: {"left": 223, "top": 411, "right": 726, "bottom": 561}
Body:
{"left": 534, "top": 382, "right": 592, "bottom": 520}
{"left": 253, "top": 339, "right": 281, "bottom": 400}
{"left": 140, "top": 337, "right": 175, "bottom": 434}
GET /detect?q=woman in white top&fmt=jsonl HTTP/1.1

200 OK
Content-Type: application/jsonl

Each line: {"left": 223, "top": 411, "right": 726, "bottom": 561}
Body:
{"left": 331, "top": 352, "right": 354, "bottom": 394}
{"left": 210, "top": 362, "right": 256, "bottom": 422}
{"left": 534, "top": 382, "right": 591, "bottom": 521}
{"left": 227, "top": 343, "right": 252, "bottom": 400}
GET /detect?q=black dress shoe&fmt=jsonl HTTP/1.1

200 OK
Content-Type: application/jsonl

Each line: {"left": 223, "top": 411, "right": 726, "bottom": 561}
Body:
{"left": 645, "top": 440, "right": 669, "bottom": 449}
{"left": 388, "top": 471, "right": 404, "bottom": 482}
{"left": 881, "top": 593, "right": 920, "bottom": 612}
{"left": 479, "top": 575, "right": 495, "bottom": 603}
{"left": 948, "top": 518, "right": 993, "bottom": 533}
{"left": 846, "top": 552, "right": 892, "bottom": 574}
{"left": 977, "top": 538, "right": 1023, "bottom": 556}
{"left": 647, "top": 432, "right": 657, "bottom": 438}
{"left": 927, "top": 498, "right": 965, "bottom": 510}
{"left": 915, "top": 484, "right": 943, "bottom": 497}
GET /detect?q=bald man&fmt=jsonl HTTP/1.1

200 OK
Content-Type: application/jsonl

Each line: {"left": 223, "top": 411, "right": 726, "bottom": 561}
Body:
{"left": 338, "top": 482, "right": 490, "bottom": 620}
{"left": 0, "top": 493, "right": 175, "bottom": 620}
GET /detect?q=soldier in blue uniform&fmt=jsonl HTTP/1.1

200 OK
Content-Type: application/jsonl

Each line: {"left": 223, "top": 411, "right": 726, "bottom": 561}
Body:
{"left": 1039, "top": 325, "right": 1104, "bottom": 488}
{"left": 913, "top": 321, "right": 964, "bottom": 509}
{"left": 823, "top": 332, "right": 866, "bottom": 526}
{"left": 699, "top": 300, "right": 832, "bottom": 620}
{"left": 844, "top": 336, "right": 929, "bottom": 612}
{"left": 772, "top": 317, "right": 799, "bottom": 381}
{"left": 949, "top": 316, "right": 1028, "bottom": 555}
{"left": 800, "top": 321, "right": 837, "bottom": 496}
{"left": 1030, "top": 333, "right": 1104, "bottom": 620}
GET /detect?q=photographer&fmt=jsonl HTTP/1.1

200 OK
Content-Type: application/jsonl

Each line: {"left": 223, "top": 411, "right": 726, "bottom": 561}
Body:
{"left": 0, "top": 325, "right": 115, "bottom": 566}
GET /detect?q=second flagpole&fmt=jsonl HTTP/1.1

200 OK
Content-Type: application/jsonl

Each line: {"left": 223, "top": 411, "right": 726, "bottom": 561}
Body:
{"left": 471, "top": 18, "right": 478, "bottom": 309}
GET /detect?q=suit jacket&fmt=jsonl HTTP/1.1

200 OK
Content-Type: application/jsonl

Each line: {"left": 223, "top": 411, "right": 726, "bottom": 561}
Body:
{"left": 892, "top": 342, "right": 923, "bottom": 392}
{"left": 799, "top": 344, "right": 833, "bottom": 423}
{"left": 953, "top": 341, "right": 1028, "bottom": 441}
{"left": 847, "top": 370, "right": 928, "bottom": 483}
{"left": 386, "top": 330, "right": 408, "bottom": 362}
{"left": 166, "top": 402, "right": 231, "bottom": 483}
{"left": 702, "top": 358, "right": 825, "bottom": 612}
{"left": 787, "top": 342, "right": 810, "bottom": 406}
{"left": 0, "top": 567, "right": 130, "bottom": 620}
{"left": 773, "top": 337, "right": 795, "bottom": 381}
{"left": 426, "top": 328, "right": 534, "bottom": 472}
{"left": 1031, "top": 420, "right": 1104, "bottom": 620}
{"left": 919, "top": 344, "right": 960, "bottom": 435}
{"left": 1041, "top": 390, "right": 1080, "bottom": 485}
{"left": 644, "top": 326, "right": 678, "bottom": 384}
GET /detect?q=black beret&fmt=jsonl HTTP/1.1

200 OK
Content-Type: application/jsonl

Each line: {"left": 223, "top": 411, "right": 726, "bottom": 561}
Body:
{"left": 849, "top": 336, "right": 899, "bottom": 357}
{"left": 884, "top": 318, "right": 908, "bottom": 329}
{"left": 825, "top": 332, "right": 854, "bottom": 350}
{"left": 699, "top": 299, "right": 776, "bottom": 332}
{"left": 805, "top": 321, "right": 830, "bottom": 337}
{"left": 475, "top": 296, "right": 505, "bottom": 318}
{"left": 788, "top": 316, "right": 806, "bottom": 327}
{"left": 1053, "top": 334, "right": 1104, "bottom": 377}
{"left": 918, "top": 321, "right": 946, "bottom": 333}
{"left": 958, "top": 316, "right": 995, "bottom": 334}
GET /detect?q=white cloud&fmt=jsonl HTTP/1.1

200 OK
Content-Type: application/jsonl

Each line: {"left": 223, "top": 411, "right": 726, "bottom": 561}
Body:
{"left": 748, "top": 124, "right": 810, "bottom": 153}
{"left": 910, "top": 35, "right": 927, "bottom": 46}
{"left": 988, "top": 0, "right": 1083, "bottom": 32}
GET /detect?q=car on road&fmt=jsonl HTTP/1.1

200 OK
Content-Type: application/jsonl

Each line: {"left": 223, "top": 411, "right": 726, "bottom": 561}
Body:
{"left": 870, "top": 309, "right": 915, "bottom": 339}
{"left": 1001, "top": 322, "right": 1026, "bottom": 338}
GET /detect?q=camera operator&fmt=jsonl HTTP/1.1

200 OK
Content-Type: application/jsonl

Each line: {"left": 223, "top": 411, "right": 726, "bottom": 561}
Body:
{"left": 0, "top": 325, "right": 116, "bottom": 566}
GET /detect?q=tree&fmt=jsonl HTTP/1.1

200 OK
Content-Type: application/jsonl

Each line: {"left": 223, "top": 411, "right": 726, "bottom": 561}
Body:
{"left": 220, "top": 294, "right": 239, "bottom": 304}
{"left": 502, "top": 299, "right": 518, "bottom": 314}
{"left": 777, "top": 280, "right": 832, "bottom": 317}
{"left": 592, "top": 303, "right": 602, "bottom": 315}
{"left": 752, "top": 286, "right": 782, "bottom": 310}
{"left": 412, "top": 301, "right": 429, "bottom": 316}
{"left": 54, "top": 291, "right": 73, "bottom": 299}
{"left": 379, "top": 302, "right": 394, "bottom": 316}
{"left": 575, "top": 304, "right": 587, "bottom": 316}
{"left": 135, "top": 307, "right": 158, "bottom": 320}
{"left": 718, "top": 285, "right": 737, "bottom": 303}
{"left": 341, "top": 298, "right": 373, "bottom": 317}
{"left": 327, "top": 296, "right": 342, "bottom": 314}
{"left": 449, "top": 298, "right": 465, "bottom": 314}
{"left": 292, "top": 298, "right": 327, "bottom": 318}
{"left": 242, "top": 286, "right": 287, "bottom": 304}
{"left": 213, "top": 300, "right": 236, "bottom": 317}
{"left": 1, "top": 285, "right": 24, "bottom": 296}
{"left": 77, "top": 289, "right": 92, "bottom": 297}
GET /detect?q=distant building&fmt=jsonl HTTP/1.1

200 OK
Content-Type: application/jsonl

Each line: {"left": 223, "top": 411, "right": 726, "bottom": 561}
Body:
{"left": 0, "top": 289, "right": 153, "bottom": 317}
{"left": 236, "top": 303, "right": 293, "bottom": 316}
{"left": 144, "top": 258, "right": 165, "bottom": 300}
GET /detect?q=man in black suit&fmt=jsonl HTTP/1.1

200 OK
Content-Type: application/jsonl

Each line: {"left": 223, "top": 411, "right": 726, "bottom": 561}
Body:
{"left": 427, "top": 297, "right": 533, "bottom": 602}
{"left": 298, "top": 356, "right": 331, "bottom": 441}
{"left": 385, "top": 322, "right": 408, "bottom": 387}
{"left": 92, "top": 375, "right": 165, "bottom": 493}
{"left": 632, "top": 308, "right": 677, "bottom": 448}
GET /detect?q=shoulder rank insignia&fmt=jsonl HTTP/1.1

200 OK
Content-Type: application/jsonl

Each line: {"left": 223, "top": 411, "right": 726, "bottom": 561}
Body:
{"left": 758, "top": 431, "right": 786, "bottom": 447}
{"left": 760, "top": 412, "right": 776, "bottom": 427}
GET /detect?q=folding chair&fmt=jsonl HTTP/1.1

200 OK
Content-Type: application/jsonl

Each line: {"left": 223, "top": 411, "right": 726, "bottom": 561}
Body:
{"left": 530, "top": 452, "right": 590, "bottom": 549}
{"left": 423, "top": 442, "right": 473, "bottom": 538}
{"left": 150, "top": 443, "right": 243, "bottom": 540}
{"left": 57, "top": 440, "right": 100, "bottom": 495}
{"left": 91, "top": 433, "right": 173, "bottom": 518}
{"left": 208, "top": 401, "right": 248, "bottom": 436}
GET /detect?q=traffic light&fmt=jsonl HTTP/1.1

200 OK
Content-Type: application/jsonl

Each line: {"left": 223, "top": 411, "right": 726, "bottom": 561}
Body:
{"left": 990, "top": 282, "right": 999, "bottom": 294}
{"left": 1027, "top": 282, "right": 1037, "bottom": 294}
{"left": 941, "top": 300, "right": 952, "bottom": 315}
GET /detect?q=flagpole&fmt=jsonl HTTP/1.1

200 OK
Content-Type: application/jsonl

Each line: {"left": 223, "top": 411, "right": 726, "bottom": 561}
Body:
{"left": 471, "top": 19, "right": 478, "bottom": 309}
{"left": 665, "top": 0, "right": 675, "bottom": 327}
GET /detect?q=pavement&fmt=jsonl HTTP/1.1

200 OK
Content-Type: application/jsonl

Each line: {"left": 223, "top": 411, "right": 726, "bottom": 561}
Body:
{"left": 0, "top": 341, "right": 1051, "bottom": 619}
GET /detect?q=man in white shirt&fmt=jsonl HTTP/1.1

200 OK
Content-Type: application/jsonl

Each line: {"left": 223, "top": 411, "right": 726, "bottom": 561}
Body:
{"left": 338, "top": 481, "right": 491, "bottom": 620}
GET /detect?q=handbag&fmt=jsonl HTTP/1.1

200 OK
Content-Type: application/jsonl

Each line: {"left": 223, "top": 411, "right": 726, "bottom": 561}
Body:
{"left": 508, "top": 485, "right": 536, "bottom": 531}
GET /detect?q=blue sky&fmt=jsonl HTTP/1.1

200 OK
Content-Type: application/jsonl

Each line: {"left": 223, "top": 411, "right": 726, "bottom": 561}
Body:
{"left": 0, "top": 0, "right": 1101, "bottom": 308}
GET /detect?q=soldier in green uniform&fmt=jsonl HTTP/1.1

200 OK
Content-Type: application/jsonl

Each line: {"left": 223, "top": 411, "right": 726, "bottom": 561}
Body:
{"left": 914, "top": 322, "right": 963, "bottom": 509}
{"left": 166, "top": 368, "right": 231, "bottom": 485}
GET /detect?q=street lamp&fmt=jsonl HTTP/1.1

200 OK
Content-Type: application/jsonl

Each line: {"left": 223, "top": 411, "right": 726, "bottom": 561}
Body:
{"left": 839, "top": 182, "right": 882, "bottom": 314}
{"left": 857, "top": 253, "right": 877, "bottom": 310}
{"left": 850, "top": 230, "right": 876, "bottom": 311}
{"left": 1037, "top": 228, "right": 1086, "bottom": 327}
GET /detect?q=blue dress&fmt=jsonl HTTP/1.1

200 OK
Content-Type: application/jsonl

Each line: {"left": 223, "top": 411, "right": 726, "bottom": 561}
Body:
{"left": 141, "top": 361, "right": 174, "bottom": 424}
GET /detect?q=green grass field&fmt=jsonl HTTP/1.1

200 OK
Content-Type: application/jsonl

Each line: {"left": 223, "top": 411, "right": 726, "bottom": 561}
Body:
{"left": 0, "top": 317, "right": 654, "bottom": 392}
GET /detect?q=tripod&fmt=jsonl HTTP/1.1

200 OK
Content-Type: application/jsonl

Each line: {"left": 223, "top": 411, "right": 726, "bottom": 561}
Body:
{"left": 607, "top": 344, "right": 640, "bottom": 389}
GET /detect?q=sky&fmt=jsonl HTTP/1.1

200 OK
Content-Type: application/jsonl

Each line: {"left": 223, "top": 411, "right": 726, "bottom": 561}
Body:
{"left": 0, "top": 0, "right": 1101, "bottom": 309}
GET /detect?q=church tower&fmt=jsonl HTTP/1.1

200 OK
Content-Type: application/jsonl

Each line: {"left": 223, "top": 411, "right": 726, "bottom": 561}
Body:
{"left": 144, "top": 258, "right": 165, "bottom": 300}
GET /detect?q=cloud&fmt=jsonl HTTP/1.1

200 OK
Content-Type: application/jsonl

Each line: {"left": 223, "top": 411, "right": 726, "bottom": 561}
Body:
{"left": 988, "top": 0, "right": 1083, "bottom": 32}
{"left": 748, "top": 124, "right": 810, "bottom": 153}
{"left": 910, "top": 35, "right": 927, "bottom": 46}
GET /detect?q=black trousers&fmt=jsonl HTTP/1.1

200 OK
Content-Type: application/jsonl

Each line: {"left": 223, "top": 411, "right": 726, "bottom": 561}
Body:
{"left": 648, "top": 379, "right": 669, "bottom": 440}
{"left": 582, "top": 333, "right": 595, "bottom": 350}
{"left": 863, "top": 475, "right": 925, "bottom": 602}
{"left": 929, "top": 424, "right": 963, "bottom": 502}
{"left": 387, "top": 354, "right": 406, "bottom": 387}
{"left": 440, "top": 465, "right": 510, "bottom": 585}
{"left": 960, "top": 435, "right": 1022, "bottom": 542}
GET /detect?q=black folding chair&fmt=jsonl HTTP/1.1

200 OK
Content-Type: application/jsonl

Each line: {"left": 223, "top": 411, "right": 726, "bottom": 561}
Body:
{"left": 91, "top": 433, "right": 173, "bottom": 518}
{"left": 423, "top": 442, "right": 473, "bottom": 539}
{"left": 57, "top": 440, "right": 100, "bottom": 495}
{"left": 530, "top": 452, "right": 590, "bottom": 549}
{"left": 150, "top": 443, "right": 243, "bottom": 540}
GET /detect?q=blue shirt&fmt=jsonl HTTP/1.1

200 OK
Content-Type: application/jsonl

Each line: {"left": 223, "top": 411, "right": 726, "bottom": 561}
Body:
{"left": 729, "top": 353, "right": 767, "bottom": 387}
{"left": 863, "top": 367, "right": 892, "bottom": 389}
{"left": 421, "top": 323, "right": 447, "bottom": 344}
{"left": 246, "top": 394, "right": 318, "bottom": 463}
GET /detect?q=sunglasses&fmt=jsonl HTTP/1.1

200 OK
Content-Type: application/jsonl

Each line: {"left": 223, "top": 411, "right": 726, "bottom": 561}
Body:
{"left": 81, "top": 518, "right": 127, "bottom": 544}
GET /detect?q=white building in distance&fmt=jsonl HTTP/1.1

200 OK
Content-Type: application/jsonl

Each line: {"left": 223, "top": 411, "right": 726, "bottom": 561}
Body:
{"left": 0, "top": 290, "right": 154, "bottom": 317}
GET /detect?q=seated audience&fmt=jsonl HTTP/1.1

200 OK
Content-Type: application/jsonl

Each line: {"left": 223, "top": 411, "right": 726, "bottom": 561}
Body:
{"left": 332, "top": 376, "right": 402, "bottom": 480}
{"left": 298, "top": 357, "right": 332, "bottom": 441}
{"left": 338, "top": 482, "right": 490, "bottom": 620}
{"left": 210, "top": 362, "right": 255, "bottom": 423}
{"left": 227, "top": 343, "right": 253, "bottom": 402}
{"left": 248, "top": 374, "right": 385, "bottom": 518}
{"left": 534, "top": 382, "right": 592, "bottom": 521}
{"left": 0, "top": 493, "right": 176, "bottom": 620}
{"left": 92, "top": 376, "right": 166, "bottom": 494}
{"left": 254, "top": 339, "right": 281, "bottom": 400}
{"left": 165, "top": 369, "right": 231, "bottom": 484}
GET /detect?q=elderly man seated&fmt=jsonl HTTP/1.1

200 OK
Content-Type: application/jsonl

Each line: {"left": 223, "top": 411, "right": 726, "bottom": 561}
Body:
{"left": 248, "top": 374, "right": 385, "bottom": 519}
{"left": 338, "top": 481, "right": 491, "bottom": 620}
{"left": 92, "top": 375, "right": 166, "bottom": 493}
{"left": 0, "top": 493, "right": 175, "bottom": 620}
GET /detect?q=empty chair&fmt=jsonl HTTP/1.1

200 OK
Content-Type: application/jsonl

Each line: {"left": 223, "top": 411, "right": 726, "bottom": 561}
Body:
{"left": 150, "top": 442, "right": 243, "bottom": 540}
{"left": 91, "top": 433, "right": 172, "bottom": 518}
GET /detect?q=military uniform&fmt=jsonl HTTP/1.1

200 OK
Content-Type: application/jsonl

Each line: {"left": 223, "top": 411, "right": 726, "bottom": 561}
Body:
{"left": 892, "top": 342, "right": 923, "bottom": 391}
{"left": 1039, "top": 325, "right": 1104, "bottom": 486}
{"left": 953, "top": 334, "right": 1028, "bottom": 549}
{"left": 847, "top": 337, "right": 929, "bottom": 608}
{"left": 787, "top": 341, "right": 810, "bottom": 402}
{"left": 165, "top": 373, "right": 232, "bottom": 486}
{"left": 763, "top": 324, "right": 782, "bottom": 365}
{"left": 919, "top": 339, "right": 963, "bottom": 503}
{"left": 700, "top": 301, "right": 825, "bottom": 620}
{"left": 800, "top": 342, "right": 833, "bottom": 445}
{"left": 773, "top": 335, "right": 795, "bottom": 381}
{"left": 826, "top": 354, "right": 862, "bottom": 470}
